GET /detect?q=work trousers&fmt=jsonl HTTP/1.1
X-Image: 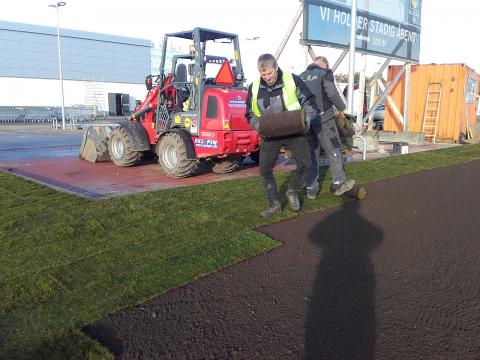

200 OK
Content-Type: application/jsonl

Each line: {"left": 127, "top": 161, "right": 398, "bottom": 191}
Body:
{"left": 259, "top": 135, "right": 311, "bottom": 204}
{"left": 305, "top": 117, "right": 346, "bottom": 187}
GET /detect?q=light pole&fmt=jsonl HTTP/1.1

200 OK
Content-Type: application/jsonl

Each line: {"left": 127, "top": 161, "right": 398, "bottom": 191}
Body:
{"left": 49, "top": 1, "right": 67, "bottom": 130}
{"left": 244, "top": 36, "right": 260, "bottom": 82}
{"left": 347, "top": 0, "right": 357, "bottom": 114}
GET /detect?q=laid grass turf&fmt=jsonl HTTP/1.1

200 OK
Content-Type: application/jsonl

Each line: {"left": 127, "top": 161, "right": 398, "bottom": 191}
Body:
{"left": 1, "top": 143, "right": 480, "bottom": 359}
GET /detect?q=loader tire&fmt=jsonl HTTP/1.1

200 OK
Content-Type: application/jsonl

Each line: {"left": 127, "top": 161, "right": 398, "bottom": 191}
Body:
{"left": 109, "top": 127, "right": 143, "bottom": 167}
{"left": 211, "top": 157, "right": 242, "bottom": 174}
{"left": 157, "top": 132, "right": 200, "bottom": 178}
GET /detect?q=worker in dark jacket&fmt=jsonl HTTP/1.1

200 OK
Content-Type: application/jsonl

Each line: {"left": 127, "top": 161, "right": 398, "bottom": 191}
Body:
{"left": 299, "top": 56, "right": 355, "bottom": 199}
{"left": 246, "top": 53, "right": 317, "bottom": 218}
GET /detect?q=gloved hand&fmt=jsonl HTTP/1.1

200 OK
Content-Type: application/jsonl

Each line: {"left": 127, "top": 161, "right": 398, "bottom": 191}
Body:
{"left": 249, "top": 116, "right": 260, "bottom": 133}
{"left": 340, "top": 111, "right": 356, "bottom": 123}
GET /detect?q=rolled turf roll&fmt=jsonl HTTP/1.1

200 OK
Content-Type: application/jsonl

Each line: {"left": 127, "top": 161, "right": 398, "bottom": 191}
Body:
{"left": 258, "top": 109, "right": 306, "bottom": 138}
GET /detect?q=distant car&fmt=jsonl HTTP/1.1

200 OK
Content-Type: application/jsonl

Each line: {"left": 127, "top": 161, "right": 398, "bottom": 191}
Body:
{"left": 372, "top": 104, "right": 385, "bottom": 130}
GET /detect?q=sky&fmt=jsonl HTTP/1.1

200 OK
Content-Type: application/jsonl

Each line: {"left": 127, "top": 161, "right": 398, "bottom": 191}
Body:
{"left": 2, "top": 0, "right": 480, "bottom": 81}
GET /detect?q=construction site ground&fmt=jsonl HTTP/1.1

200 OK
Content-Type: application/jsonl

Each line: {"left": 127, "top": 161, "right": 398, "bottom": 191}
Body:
{"left": 1, "top": 125, "right": 478, "bottom": 359}
{"left": 83, "top": 160, "right": 480, "bottom": 359}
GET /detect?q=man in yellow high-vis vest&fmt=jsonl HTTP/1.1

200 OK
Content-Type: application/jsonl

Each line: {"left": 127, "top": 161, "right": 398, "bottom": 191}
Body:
{"left": 245, "top": 53, "right": 318, "bottom": 218}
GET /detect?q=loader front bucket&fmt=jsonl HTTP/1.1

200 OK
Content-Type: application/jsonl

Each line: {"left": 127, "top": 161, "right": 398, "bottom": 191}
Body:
{"left": 79, "top": 125, "right": 113, "bottom": 162}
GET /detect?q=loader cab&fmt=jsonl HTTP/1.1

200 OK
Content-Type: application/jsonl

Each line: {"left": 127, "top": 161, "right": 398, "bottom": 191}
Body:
{"left": 155, "top": 27, "right": 246, "bottom": 134}
{"left": 169, "top": 54, "right": 195, "bottom": 111}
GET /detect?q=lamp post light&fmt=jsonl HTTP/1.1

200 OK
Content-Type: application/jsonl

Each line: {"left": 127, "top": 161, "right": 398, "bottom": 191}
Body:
{"left": 49, "top": 1, "right": 67, "bottom": 130}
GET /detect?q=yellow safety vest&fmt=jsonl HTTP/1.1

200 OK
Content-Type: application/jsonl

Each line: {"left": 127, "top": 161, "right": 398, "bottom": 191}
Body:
{"left": 251, "top": 71, "right": 301, "bottom": 117}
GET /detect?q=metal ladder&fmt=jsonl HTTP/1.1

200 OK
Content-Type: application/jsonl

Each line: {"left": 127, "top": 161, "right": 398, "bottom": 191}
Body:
{"left": 422, "top": 82, "right": 443, "bottom": 143}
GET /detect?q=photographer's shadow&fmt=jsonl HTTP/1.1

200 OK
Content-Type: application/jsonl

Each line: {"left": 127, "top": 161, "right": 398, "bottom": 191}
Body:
{"left": 305, "top": 200, "right": 383, "bottom": 360}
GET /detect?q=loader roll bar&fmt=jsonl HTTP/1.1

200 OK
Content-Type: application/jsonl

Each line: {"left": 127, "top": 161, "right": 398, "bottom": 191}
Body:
{"left": 166, "top": 28, "right": 238, "bottom": 42}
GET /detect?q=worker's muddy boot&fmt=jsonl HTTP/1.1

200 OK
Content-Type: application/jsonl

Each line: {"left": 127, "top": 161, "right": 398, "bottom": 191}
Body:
{"left": 260, "top": 200, "right": 282, "bottom": 218}
{"left": 286, "top": 189, "right": 301, "bottom": 212}
{"left": 332, "top": 179, "right": 355, "bottom": 196}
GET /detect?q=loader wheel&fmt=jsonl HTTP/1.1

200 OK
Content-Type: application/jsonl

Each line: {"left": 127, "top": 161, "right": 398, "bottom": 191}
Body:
{"left": 109, "top": 127, "right": 143, "bottom": 167}
{"left": 211, "top": 157, "right": 242, "bottom": 174}
{"left": 157, "top": 132, "right": 200, "bottom": 178}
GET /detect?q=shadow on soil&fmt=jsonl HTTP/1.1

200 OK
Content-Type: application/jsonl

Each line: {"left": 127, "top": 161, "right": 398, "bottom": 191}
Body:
{"left": 305, "top": 200, "right": 383, "bottom": 360}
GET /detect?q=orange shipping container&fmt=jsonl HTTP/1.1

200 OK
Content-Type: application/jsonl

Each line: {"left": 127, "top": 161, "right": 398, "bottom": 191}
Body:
{"left": 384, "top": 64, "right": 480, "bottom": 143}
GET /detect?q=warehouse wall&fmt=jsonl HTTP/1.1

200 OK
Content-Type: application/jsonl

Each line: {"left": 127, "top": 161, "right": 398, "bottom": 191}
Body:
{"left": 0, "top": 20, "right": 153, "bottom": 112}
{"left": 0, "top": 20, "right": 151, "bottom": 84}
{"left": 0, "top": 77, "right": 146, "bottom": 112}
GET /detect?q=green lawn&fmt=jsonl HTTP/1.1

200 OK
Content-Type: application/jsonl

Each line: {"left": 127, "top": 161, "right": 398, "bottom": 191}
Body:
{"left": 1, "top": 144, "right": 480, "bottom": 359}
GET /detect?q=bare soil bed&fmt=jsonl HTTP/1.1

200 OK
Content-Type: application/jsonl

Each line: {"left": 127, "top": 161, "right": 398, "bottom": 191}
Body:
{"left": 84, "top": 161, "right": 480, "bottom": 359}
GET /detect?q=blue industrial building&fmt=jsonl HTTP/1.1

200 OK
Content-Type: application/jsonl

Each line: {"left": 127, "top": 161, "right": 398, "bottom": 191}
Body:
{"left": 0, "top": 20, "right": 151, "bottom": 83}
{"left": 0, "top": 20, "right": 155, "bottom": 117}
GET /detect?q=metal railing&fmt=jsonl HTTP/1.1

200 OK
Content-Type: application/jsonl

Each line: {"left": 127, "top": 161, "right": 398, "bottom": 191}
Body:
{"left": 0, "top": 105, "right": 97, "bottom": 129}
{"left": 352, "top": 134, "right": 367, "bottom": 160}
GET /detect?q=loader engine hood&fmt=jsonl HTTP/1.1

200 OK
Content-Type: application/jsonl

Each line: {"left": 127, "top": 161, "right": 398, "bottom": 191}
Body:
{"left": 201, "top": 88, "right": 250, "bottom": 131}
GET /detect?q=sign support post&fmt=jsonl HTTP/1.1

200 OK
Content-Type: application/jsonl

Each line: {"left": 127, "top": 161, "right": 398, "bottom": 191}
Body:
{"left": 347, "top": 0, "right": 357, "bottom": 114}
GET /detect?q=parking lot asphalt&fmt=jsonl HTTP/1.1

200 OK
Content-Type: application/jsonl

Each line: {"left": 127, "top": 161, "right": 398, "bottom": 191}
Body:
{"left": 0, "top": 128, "right": 83, "bottom": 161}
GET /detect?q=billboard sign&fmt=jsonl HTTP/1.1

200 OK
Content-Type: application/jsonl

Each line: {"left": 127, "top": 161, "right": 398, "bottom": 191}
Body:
{"left": 302, "top": 0, "right": 422, "bottom": 62}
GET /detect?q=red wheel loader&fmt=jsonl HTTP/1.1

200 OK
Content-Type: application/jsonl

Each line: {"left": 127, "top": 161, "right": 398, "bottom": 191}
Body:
{"left": 80, "top": 28, "right": 260, "bottom": 177}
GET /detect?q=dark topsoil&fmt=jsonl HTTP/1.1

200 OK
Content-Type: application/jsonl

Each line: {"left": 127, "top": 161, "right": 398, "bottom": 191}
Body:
{"left": 84, "top": 161, "right": 480, "bottom": 360}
